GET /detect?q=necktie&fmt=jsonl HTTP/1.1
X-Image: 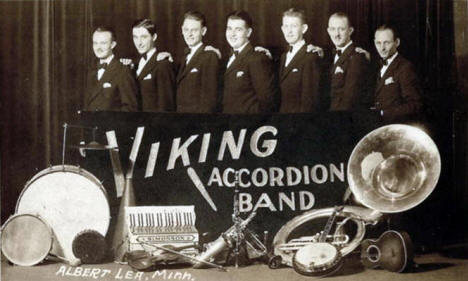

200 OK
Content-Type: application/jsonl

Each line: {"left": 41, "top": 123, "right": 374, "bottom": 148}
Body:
{"left": 288, "top": 45, "right": 293, "bottom": 53}
{"left": 140, "top": 53, "right": 148, "bottom": 61}
{"left": 184, "top": 47, "right": 191, "bottom": 56}
{"left": 98, "top": 62, "right": 107, "bottom": 69}
{"left": 381, "top": 58, "right": 388, "bottom": 66}
{"left": 335, "top": 49, "right": 342, "bottom": 57}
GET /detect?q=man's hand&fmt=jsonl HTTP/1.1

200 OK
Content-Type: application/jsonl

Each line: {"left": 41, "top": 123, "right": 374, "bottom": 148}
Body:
{"left": 254, "top": 46, "right": 272, "bottom": 59}
{"left": 157, "top": 52, "right": 173, "bottom": 62}
{"left": 355, "top": 47, "right": 370, "bottom": 61}
{"left": 306, "top": 44, "right": 324, "bottom": 58}
{"left": 120, "top": 58, "right": 134, "bottom": 69}
{"left": 204, "top": 45, "right": 221, "bottom": 59}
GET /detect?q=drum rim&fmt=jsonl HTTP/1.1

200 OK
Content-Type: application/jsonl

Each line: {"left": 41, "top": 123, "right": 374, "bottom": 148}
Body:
{"left": 292, "top": 243, "right": 342, "bottom": 275}
{"left": 15, "top": 164, "right": 109, "bottom": 213}
{"left": 1, "top": 213, "right": 53, "bottom": 266}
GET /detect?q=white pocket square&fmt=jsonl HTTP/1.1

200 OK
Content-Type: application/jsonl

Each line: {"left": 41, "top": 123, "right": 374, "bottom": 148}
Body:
{"left": 334, "top": 66, "right": 344, "bottom": 74}
{"left": 292, "top": 68, "right": 299, "bottom": 73}
{"left": 384, "top": 77, "right": 395, "bottom": 85}
{"left": 236, "top": 71, "right": 244, "bottom": 78}
{"left": 190, "top": 68, "right": 199, "bottom": 73}
{"left": 103, "top": 82, "right": 112, "bottom": 88}
{"left": 144, "top": 73, "right": 152, "bottom": 80}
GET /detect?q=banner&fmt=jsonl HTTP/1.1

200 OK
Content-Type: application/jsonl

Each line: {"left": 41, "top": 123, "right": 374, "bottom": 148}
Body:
{"left": 76, "top": 111, "right": 381, "bottom": 239}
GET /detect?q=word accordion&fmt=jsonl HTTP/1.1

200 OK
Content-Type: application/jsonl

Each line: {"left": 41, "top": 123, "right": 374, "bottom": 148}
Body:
{"left": 125, "top": 206, "right": 199, "bottom": 256}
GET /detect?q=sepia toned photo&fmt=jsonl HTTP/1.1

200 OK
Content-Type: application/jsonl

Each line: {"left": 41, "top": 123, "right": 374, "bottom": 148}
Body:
{"left": 1, "top": 0, "right": 467, "bottom": 280}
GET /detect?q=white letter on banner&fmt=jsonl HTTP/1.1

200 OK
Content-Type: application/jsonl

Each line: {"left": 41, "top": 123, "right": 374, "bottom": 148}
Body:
{"left": 252, "top": 168, "right": 268, "bottom": 187}
{"left": 198, "top": 133, "right": 211, "bottom": 163}
{"left": 167, "top": 135, "right": 198, "bottom": 170}
{"left": 207, "top": 167, "right": 223, "bottom": 186}
{"left": 299, "top": 191, "right": 315, "bottom": 210}
{"left": 250, "top": 126, "right": 278, "bottom": 157}
{"left": 217, "top": 129, "right": 246, "bottom": 160}
{"left": 239, "top": 193, "right": 253, "bottom": 212}
{"left": 238, "top": 168, "right": 251, "bottom": 188}
{"left": 278, "top": 192, "right": 295, "bottom": 211}
{"left": 223, "top": 167, "right": 236, "bottom": 187}
{"left": 254, "top": 193, "right": 277, "bottom": 211}
{"left": 145, "top": 142, "right": 160, "bottom": 178}
{"left": 286, "top": 167, "right": 302, "bottom": 186}
{"left": 269, "top": 167, "right": 284, "bottom": 186}
{"left": 311, "top": 164, "right": 328, "bottom": 184}
{"left": 330, "top": 163, "right": 345, "bottom": 182}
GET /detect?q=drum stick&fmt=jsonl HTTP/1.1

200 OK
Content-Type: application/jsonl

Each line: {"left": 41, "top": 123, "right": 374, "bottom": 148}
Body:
{"left": 106, "top": 131, "right": 125, "bottom": 197}
{"left": 187, "top": 167, "right": 218, "bottom": 212}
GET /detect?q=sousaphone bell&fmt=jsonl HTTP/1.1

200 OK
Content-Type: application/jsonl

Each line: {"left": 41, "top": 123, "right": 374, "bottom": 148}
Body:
{"left": 348, "top": 124, "right": 441, "bottom": 213}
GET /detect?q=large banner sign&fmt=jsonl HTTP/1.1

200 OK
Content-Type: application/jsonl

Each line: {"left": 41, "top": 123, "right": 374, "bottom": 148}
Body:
{"left": 76, "top": 111, "right": 380, "bottom": 238}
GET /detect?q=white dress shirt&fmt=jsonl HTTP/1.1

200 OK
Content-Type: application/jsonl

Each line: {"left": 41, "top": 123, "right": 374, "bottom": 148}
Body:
{"left": 285, "top": 39, "right": 305, "bottom": 67}
{"left": 136, "top": 48, "right": 156, "bottom": 76}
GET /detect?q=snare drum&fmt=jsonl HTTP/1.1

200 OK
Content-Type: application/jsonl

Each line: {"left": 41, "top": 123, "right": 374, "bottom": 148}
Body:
{"left": 1, "top": 214, "right": 53, "bottom": 266}
{"left": 16, "top": 165, "right": 111, "bottom": 262}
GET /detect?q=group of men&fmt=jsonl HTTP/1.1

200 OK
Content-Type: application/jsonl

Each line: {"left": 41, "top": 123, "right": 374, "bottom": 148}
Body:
{"left": 84, "top": 9, "right": 423, "bottom": 123}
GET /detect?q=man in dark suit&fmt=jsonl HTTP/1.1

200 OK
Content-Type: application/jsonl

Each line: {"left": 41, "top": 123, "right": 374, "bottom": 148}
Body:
{"left": 132, "top": 19, "right": 175, "bottom": 112}
{"left": 279, "top": 8, "right": 322, "bottom": 113}
{"left": 327, "top": 12, "right": 370, "bottom": 111}
{"left": 84, "top": 26, "right": 138, "bottom": 111}
{"left": 222, "top": 10, "right": 277, "bottom": 113}
{"left": 372, "top": 24, "right": 422, "bottom": 123}
{"left": 176, "top": 11, "right": 220, "bottom": 113}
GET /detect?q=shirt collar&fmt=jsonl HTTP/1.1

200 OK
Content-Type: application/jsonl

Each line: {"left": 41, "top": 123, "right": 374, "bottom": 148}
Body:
{"left": 144, "top": 48, "right": 157, "bottom": 60}
{"left": 234, "top": 41, "right": 249, "bottom": 54}
{"left": 190, "top": 42, "right": 203, "bottom": 54}
{"left": 289, "top": 39, "right": 305, "bottom": 54}
{"left": 385, "top": 51, "right": 399, "bottom": 66}
{"left": 100, "top": 54, "right": 114, "bottom": 64}
{"left": 337, "top": 40, "right": 353, "bottom": 53}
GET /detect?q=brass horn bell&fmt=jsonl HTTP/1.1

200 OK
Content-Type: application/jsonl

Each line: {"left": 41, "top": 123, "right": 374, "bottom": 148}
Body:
{"left": 347, "top": 124, "right": 441, "bottom": 213}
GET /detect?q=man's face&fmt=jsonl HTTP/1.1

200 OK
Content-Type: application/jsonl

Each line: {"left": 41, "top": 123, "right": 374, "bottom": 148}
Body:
{"left": 226, "top": 18, "right": 251, "bottom": 49}
{"left": 327, "top": 16, "right": 353, "bottom": 48}
{"left": 182, "top": 18, "right": 206, "bottom": 47}
{"left": 132, "top": 27, "right": 156, "bottom": 55}
{"left": 281, "top": 15, "right": 307, "bottom": 45}
{"left": 92, "top": 31, "right": 115, "bottom": 59}
{"left": 374, "top": 29, "right": 400, "bottom": 59}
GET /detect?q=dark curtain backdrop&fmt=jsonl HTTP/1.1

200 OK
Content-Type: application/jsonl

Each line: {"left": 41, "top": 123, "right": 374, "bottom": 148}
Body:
{"left": 0, "top": 0, "right": 457, "bottom": 227}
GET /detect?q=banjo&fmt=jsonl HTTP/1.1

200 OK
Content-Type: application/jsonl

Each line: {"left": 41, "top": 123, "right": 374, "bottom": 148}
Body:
{"left": 292, "top": 206, "right": 344, "bottom": 276}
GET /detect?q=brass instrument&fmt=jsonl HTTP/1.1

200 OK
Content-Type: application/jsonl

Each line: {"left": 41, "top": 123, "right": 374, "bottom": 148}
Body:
{"left": 273, "top": 124, "right": 441, "bottom": 268}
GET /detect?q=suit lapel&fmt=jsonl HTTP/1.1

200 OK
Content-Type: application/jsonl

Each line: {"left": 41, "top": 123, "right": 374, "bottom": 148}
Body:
{"left": 87, "top": 59, "right": 119, "bottom": 106}
{"left": 138, "top": 52, "right": 157, "bottom": 80}
{"left": 177, "top": 44, "right": 204, "bottom": 83}
{"left": 225, "top": 43, "right": 252, "bottom": 77}
{"left": 279, "top": 52, "right": 286, "bottom": 79}
{"left": 281, "top": 45, "right": 306, "bottom": 82}
{"left": 375, "top": 54, "right": 401, "bottom": 95}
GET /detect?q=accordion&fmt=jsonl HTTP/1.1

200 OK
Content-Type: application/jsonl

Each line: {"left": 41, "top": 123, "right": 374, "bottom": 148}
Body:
{"left": 125, "top": 206, "right": 199, "bottom": 256}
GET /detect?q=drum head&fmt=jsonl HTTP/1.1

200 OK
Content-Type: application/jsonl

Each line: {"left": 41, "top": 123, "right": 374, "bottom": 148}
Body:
{"left": 293, "top": 243, "right": 342, "bottom": 276}
{"left": 1, "top": 214, "right": 52, "bottom": 266}
{"left": 16, "top": 165, "right": 110, "bottom": 262}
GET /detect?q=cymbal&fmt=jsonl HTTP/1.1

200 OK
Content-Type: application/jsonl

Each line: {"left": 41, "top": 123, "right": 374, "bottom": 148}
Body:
{"left": 69, "top": 141, "right": 116, "bottom": 150}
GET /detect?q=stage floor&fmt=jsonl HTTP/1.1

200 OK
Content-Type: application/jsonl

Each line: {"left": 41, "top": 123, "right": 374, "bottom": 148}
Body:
{"left": 2, "top": 252, "right": 468, "bottom": 281}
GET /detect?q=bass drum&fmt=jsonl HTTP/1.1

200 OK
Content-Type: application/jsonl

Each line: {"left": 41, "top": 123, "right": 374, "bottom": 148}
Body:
{"left": 16, "top": 165, "right": 111, "bottom": 262}
{"left": 1, "top": 214, "right": 53, "bottom": 266}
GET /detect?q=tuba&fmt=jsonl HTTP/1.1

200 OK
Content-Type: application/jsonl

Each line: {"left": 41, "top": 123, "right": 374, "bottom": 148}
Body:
{"left": 273, "top": 124, "right": 441, "bottom": 268}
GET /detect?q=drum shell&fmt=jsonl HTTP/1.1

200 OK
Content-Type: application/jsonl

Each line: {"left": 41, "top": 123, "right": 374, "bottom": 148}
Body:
{"left": 15, "top": 165, "right": 111, "bottom": 262}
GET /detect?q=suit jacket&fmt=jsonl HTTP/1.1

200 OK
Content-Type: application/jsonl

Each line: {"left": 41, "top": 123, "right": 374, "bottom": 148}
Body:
{"left": 84, "top": 58, "right": 138, "bottom": 111}
{"left": 279, "top": 45, "right": 322, "bottom": 113}
{"left": 222, "top": 43, "right": 277, "bottom": 113}
{"left": 374, "top": 54, "right": 422, "bottom": 123}
{"left": 329, "top": 43, "right": 370, "bottom": 111}
{"left": 136, "top": 52, "right": 175, "bottom": 112}
{"left": 176, "top": 44, "right": 220, "bottom": 113}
